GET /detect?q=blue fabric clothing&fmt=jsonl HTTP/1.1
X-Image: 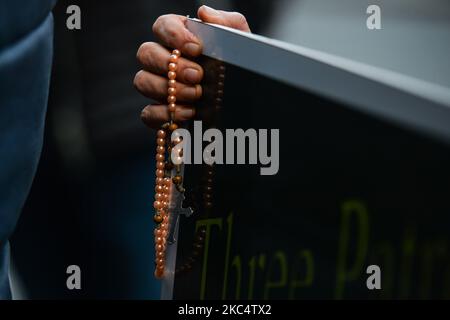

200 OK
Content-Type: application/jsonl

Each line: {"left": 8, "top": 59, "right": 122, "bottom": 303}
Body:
{"left": 0, "top": 1, "right": 56, "bottom": 299}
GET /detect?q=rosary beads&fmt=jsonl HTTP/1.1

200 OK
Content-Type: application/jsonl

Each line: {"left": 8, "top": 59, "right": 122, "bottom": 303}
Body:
{"left": 153, "top": 49, "right": 184, "bottom": 279}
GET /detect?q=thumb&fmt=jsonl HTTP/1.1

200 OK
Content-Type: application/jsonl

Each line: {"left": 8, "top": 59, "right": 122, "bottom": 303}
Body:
{"left": 197, "top": 5, "right": 251, "bottom": 33}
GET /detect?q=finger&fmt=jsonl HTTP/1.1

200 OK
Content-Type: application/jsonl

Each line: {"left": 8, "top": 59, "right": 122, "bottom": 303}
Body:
{"left": 152, "top": 14, "right": 202, "bottom": 57}
{"left": 141, "top": 104, "right": 196, "bottom": 129}
{"left": 136, "top": 42, "right": 204, "bottom": 85}
{"left": 197, "top": 5, "right": 251, "bottom": 32}
{"left": 134, "top": 70, "right": 202, "bottom": 103}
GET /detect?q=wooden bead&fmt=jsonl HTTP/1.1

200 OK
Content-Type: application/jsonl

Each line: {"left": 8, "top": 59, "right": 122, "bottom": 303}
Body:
{"left": 156, "top": 146, "right": 165, "bottom": 154}
{"left": 168, "top": 103, "right": 176, "bottom": 113}
{"left": 168, "top": 71, "right": 176, "bottom": 80}
{"left": 154, "top": 201, "right": 163, "bottom": 210}
{"left": 168, "top": 87, "right": 176, "bottom": 96}
{"left": 204, "top": 193, "right": 212, "bottom": 200}
{"left": 154, "top": 269, "right": 164, "bottom": 278}
{"left": 169, "top": 54, "right": 178, "bottom": 63}
{"left": 156, "top": 138, "right": 165, "bottom": 146}
{"left": 156, "top": 264, "right": 165, "bottom": 272}
{"left": 153, "top": 214, "right": 163, "bottom": 224}
{"left": 156, "top": 154, "right": 164, "bottom": 162}
{"left": 167, "top": 95, "right": 176, "bottom": 104}
{"left": 195, "top": 235, "right": 205, "bottom": 243}
{"left": 155, "top": 256, "right": 164, "bottom": 264}
{"left": 206, "top": 170, "right": 214, "bottom": 177}
{"left": 169, "top": 123, "right": 178, "bottom": 131}
{"left": 155, "top": 185, "right": 164, "bottom": 193}
{"left": 156, "top": 169, "right": 165, "bottom": 178}
{"left": 172, "top": 175, "right": 182, "bottom": 185}
{"left": 204, "top": 201, "right": 213, "bottom": 209}
{"left": 156, "top": 161, "right": 165, "bottom": 170}
{"left": 157, "top": 130, "right": 166, "bottom": 138}
{"left": 154, "top": 228, "right": 162, "bottom": 237}
{"left": 168, "top": 80, "right": 176, "bottom": 88}
{"left": 168, "top": 63, "right": 177, "bottom": 72}
{"left": 165, "top": 162, "right": 174, "bottom": 171}
{"left": 164, "top": 177, "right": 172, "bottom": 186}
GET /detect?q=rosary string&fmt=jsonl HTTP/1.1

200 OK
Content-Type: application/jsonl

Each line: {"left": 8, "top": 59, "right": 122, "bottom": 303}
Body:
{"left": 152, "top": 49, "right": 183, "bottom": 279}
{"left": 152, "top": 50, "right": 225, "bottom": 279}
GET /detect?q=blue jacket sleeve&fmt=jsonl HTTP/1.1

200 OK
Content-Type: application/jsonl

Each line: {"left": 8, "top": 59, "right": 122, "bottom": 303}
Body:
{"left": 0, "top": 4, "right": 55, "bottom": 299}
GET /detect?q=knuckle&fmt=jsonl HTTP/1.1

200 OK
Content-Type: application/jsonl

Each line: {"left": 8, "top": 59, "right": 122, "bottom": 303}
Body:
{"left": 152, "top": 15, "right": 162, "bottom": 29}
{"left": 152, "top": 15, "right": 165, "bottom": 34}
{"left": 231, "top": 11, "right": 247, "bottom": 26}
{"left": 165, "top": 24, "right": 178, "bottom": 40}
{"left": 146, "top": 41, "right": 159, "bottom": 51}
{"left": 153, "top": 14, "right": 172, "bottom": 34}
{"left": 142, "top": 42, "right": 160, "bottom": 65}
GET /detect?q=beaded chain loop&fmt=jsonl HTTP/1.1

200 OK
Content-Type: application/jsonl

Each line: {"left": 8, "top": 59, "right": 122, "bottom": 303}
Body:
{"left": 175, "top": 61, "right": 226, "bottom": 276}
{"left": 152, "top": 49, "right": 184, "bottom": 279}
{"left": 152, "top": 52, "right": 225, "bottom": 278}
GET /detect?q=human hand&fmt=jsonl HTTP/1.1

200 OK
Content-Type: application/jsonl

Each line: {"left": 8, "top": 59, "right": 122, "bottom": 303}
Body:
{"left": 134, "top": 5, "right": 250, "bottom": 129}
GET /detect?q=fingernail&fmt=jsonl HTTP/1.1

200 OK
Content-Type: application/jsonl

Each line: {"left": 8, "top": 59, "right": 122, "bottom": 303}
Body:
{"left": 184, "top": 68, "right": 201, "bottom": 84}
{"left": 202, "top": 5, "right": 219, "bottom": 15}
{"left": 183, "top": 42, "right": 202, "bottom": 56}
